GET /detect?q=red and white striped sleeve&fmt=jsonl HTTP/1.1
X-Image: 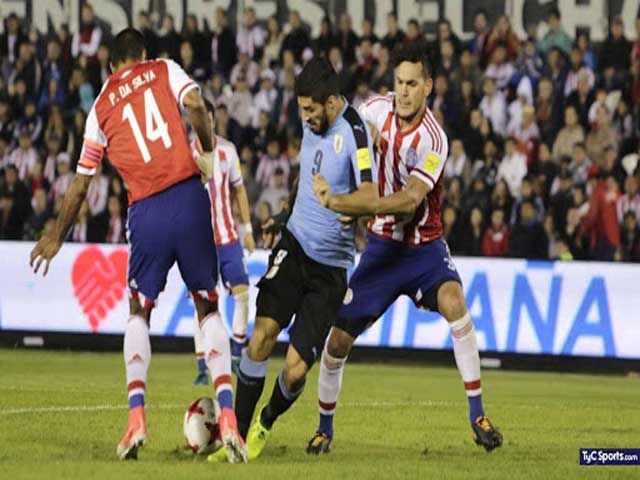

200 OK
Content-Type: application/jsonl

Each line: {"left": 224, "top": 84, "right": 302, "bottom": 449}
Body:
{"left": 227, "top": 144, "right": 243, "bottom": 187}
{"left": 410, "top": 109, "right": 449, "bottom": 191}
{"left": 76, "top": 105, "right": 107, "bottom": 176}
{"left": 162, "top": 58, "right": 200, "bottom": 108}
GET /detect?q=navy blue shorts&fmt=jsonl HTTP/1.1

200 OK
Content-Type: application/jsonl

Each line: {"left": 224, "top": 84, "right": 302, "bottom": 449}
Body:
{"left": 336, "top": 235, "right": 462, "bottom": 338}
{"left": 127, "top": 177, "right": 218, "bottom": 302}
{"left": 218, "top": 240, "right": 249, "bottom": 288}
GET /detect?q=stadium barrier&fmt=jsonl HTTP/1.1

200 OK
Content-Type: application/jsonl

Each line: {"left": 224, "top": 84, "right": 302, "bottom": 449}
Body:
{"left": 1, "top": 241, "right": 639, "bottom": 368}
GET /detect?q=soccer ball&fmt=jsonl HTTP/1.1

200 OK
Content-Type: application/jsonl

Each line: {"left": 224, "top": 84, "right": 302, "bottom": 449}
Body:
{"left": 183, "top": 397, "right": 223, "bottom": 454}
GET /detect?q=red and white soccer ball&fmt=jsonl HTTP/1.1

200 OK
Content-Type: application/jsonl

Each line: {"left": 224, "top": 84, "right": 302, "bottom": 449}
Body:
{"left": 183, "top": 397, "right": 223, "bottom": 454}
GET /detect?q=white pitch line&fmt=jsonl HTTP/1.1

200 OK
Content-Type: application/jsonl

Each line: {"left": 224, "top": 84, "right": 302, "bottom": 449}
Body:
{"left": 0, "top": 400, "right": 462, "bottom": 416}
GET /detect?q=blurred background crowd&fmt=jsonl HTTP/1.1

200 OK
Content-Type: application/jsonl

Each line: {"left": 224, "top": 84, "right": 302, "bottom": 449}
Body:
{"left": 1, "top": 3, "right": 640, "bottom": 262}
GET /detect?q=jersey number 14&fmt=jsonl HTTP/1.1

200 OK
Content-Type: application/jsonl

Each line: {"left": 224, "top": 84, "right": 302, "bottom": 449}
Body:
{"left": 122, "top": 89, "right": 172, "bottom": 163}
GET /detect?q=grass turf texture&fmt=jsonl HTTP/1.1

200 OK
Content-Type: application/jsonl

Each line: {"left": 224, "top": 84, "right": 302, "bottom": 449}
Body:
{"left": 1, "top": 349, "right": 638, "bottom": 479}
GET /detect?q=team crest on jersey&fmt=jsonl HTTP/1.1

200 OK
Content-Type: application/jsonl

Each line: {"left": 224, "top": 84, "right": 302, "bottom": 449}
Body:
{"left": 334, "top": 134, "right": 344, "bottom": 154}
{"left": 406, "top": 147, "right": 418, "bottom": 168}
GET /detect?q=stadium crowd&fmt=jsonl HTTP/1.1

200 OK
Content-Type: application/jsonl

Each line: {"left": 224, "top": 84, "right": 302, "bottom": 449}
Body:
{"left": 1, "top": 4, "right": 640, "bottom": 262}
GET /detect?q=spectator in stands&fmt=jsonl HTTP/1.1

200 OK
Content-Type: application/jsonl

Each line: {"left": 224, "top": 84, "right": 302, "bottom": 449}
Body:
{"left": 23, "top": 187, "right": 51, "bottom": 240}
{"left": 256, "top": 166, "right": 289, "bottom": 215}
{"left": 462, "top": 177, "right": 491, "bottom": 217}
{"left": 11, "top": 42, "right": 41, "bottom": 95}
{"left": 230, "top": 51, "right": 259, "bottom": 89}
{"left": 480, "top": 77, "right": 507, "bottom": 137}
{"left": 0, "top": 164, "right": 31, "bottom": 239}
{"left": 485, "top": 43, "right": 515, "bottom": 91}
{"left": 236, "top": 7, "right": 266, "bottom": 61}
{"left": 66, "top": 66, "right": 94, "bottom": 114}
{"left": 227, "top": 75, "right": 253, "bottom": 132}
{"left": 71, "top": 3, "right": 102, "bottom": 62}
{"left": 460, "top": 206, "right": 485, "bottom": 256}
{"left": 27, "top": 161, "right": 49, "bottom": 198}
{"left": 510, "top": 104, "right": 539, "bottom": 166}
{"left": 9, "top": 131, "right": 38, "bottom": 181}
{"left": 565, "top": 48, "right": 595, "bottom": 98}
{"left": 619, "top": 211, "right": 640, "bottom": 261}
{"left": 442, "top": 205, "right": 463, "bottom": 254}
{"left": 484, "top": 15, "right": 519, "bottom": 63}
{"left": 538, "top": 7, "right": 572, "bottom": 57}
{"left": 550, "top": 171, "right": 574, "bottom": 233}
{"left": 354, "top": 38, "right": 377, "bottom": 84}
{"left": 137, "top": 11, "right": 157, "bottom": 58}
{"left": 1, "top": 13, "right": 27, "bottom": 66}
{"left": 337, "top": 13, "right": 358, "bottom": 66}
{"left": 0, "top": 99, "right": 14, "bottom": 141}
{"left": 617, "top": 175, "right": 640, "bottom": 223}
{"left": 510, "top": 175, "right": 545, "bottom": 225}
{"left": 214, "top": 103, "right": 243, "bottom": 148}
{"left": 41, "top": 136, "right": 58, "bottom": 184}
{"left": 314, "top": 16, "right": 336, "bottom": 59}
{"left": 14, "top": 100, "right": 42, "bottom": 146}
{"left": 445, "top": 138, "right": 471, "bottom": 187}
{"left": 482, "top": 208, "right": 510, "bottom": 257}
{"left": 582, "top": 173, "right": 621, "bottom": 260}
{"left": 256, "top": 138, "right": 289, "bottom": 189}
{"left": 576, "top": 32, "right": 596, "bottom": 71}
{"left": 41, "top": 39, "right": 67, "bottom": 93}
{"left": 381, "top": 12, "right": 404, "bottom": 51}
{"left": 0, "top": 136, "right": 10, "bottom": 173}
{"left": 38, "top": 76, "right": 66, "bottom": 113}
{"left": 542, "top": 47, "right": 567, "bottom": 102}
{"left": 516, "top": 38, "right": 543, "bottom": 83}
{"left": 600, "top": 17, "right": 631, "bottom": 75}
{"left": 360, "top": 17, "right": 378, "bottom": 46}
{"left": 535, "top": 77, "right": 562, "bottom": 146}
{"left": 211, "top": 8, "right": 237, "bottom": 79}
{"left": 570, "top": 143, "right": 592, "bottom": 186}
{"left": 497, "top": 136, "right": 528, "bottom": 197}
{"left": 508, "top": 200, "right": 548, "bottom": 259}
{"left": 252, "top": 69, "right": 278, "bottom": 128}
{"left": 106, "top": 195, "right": 125, "bottom": 244}
{"left": 157, "top": 13, "right": 181, "bottom": 61}
{"left": 263, "top": 15, "right": 284, "bottom": 69}
{"left": 280, "top": 10, "right": 311, "bottom": 64}
{"left": 586, "top": 106, "right": 618, "bottom": 166}
{"left": 179, "top": 40, "right": 207, "bottom": 83}
{"left": 51, "top": 153, "right": 72, "bottom": 208}
{"left": 553, "top": 105, "right": 584, "bottom": 161}
{"left": 507, "top": 76, "right": 534, "bottom": 134}
{"left": 470, "top": 9, "right": 490, "bottom": 66}
{"left": 370, "top": 46, "right": 394, "bottom": 93}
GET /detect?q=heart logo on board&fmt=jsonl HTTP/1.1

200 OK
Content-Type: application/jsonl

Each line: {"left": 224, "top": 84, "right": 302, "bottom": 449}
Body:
{"left": 71, "top": 246, "right": 128, "bottom": 332}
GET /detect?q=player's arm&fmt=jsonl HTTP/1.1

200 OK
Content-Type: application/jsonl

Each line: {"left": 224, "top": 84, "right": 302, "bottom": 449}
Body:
{"left": 372, "top": 176, "right": 430, "bottom": 214}
{"left": 233, "top": 184, "right": 255, "bottom": 252}
{"left": 183, "top": 89, "right": 214, "bottom": 181}
{"left": 315, "top": 177, "right": 378, "bottom": 216}
{"left": 30, "top": 173, "right": 91, "bottom": 275}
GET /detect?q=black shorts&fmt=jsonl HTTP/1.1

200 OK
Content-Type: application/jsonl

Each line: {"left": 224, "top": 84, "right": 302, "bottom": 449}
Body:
{"left": 256, "top": 228, "right": 347, "bottom": 367}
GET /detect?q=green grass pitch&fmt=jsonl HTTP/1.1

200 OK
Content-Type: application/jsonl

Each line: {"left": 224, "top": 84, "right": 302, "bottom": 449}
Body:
{"left": 1, "top": 349, "right": 638, "bottom": 479}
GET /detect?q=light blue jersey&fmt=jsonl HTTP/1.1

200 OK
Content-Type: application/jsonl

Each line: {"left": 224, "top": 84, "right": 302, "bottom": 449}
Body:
{"left": 288, "top": 101, "right": 375, "bottom": 269}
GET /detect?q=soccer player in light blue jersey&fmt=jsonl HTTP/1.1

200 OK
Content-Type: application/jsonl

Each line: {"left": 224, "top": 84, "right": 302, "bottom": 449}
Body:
{"left": 207, "top": 57, "right": 378, "bottom": 462}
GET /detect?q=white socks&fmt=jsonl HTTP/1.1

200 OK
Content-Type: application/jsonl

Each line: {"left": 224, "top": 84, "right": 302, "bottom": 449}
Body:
{"left": 449, "top": 312, "right": 482, "bottom": 396}
{"left": 231, "top": 290, "right": 249, "bottom": 343}
{"left": 124, "top": 315, "right": 151, "bottom": 408}
{"left": 199, "top": 312, "right": 233, "bottom": 409}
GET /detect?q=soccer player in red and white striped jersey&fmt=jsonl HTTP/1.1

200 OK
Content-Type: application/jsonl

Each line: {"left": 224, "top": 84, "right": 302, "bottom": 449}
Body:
{"left": 191, "top": 98, "right": 255, "bottom": 385}
{"left": 308, "top": 44, "right": 502, "bottom": 454}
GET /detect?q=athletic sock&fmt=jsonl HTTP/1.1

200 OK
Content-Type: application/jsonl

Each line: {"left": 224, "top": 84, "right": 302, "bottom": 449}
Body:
{"left": 194, "top": 315, "right": 207, "bottom": 373}
{"left": 200, "top": 312, "right": 233, "bottom": 410}
{"left": 260, "top": 369, "right": 305, "bottom": 430}
{"left": 316, "top": 346, "right": 347, "bottom": 438}
{"left": 124, "top": 315, "right": 151, "bottom": 411}
{"left": 235, "top": 349, "right": 268, "bottom": 439}
{"left": 231, "top": 290, "right": 249, "bottom": 343}
{"left": 449, "top": 312, "right": 484, "bottom": 422}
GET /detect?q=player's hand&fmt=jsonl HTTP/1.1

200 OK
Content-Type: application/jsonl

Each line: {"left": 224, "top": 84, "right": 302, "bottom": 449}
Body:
{"left": 196, "top": 151, "right": 215, "bottom": 183}
{"left": 262, "top": 217, "right": 280, "bottom": 249}
{"left": 338, "top": 215, "right": 355, "bottom": 231}
{"left": 244, "top": 233, "right": 256, "bottom": 253}
{"left": 313, "top": 174, "right": 332, "bottom": 208}
{"left": 30, "top": 234, "right": 62, "bottom": 276}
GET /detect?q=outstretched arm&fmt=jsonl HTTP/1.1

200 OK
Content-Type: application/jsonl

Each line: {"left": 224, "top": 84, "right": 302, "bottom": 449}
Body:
{"left": 183, "top": 89, "right": 214, "bottom": 181}
{"left": 30, "top": 173, "right": 92, "bottom": 275}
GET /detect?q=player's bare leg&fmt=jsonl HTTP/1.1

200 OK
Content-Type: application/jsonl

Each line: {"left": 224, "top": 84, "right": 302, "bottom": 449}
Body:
{"left": 308, "top": 327, "right": 355, "bottom": 454}
{"left": 230, "top": 284, "right": 250, "bottom": 373}
{"left": 193, "top": 294, "right": 247, "bottom": 463}
{"left": 247, "top": 343, "right": 310, "bottom": 460}
{"left": 117, "top": 295, "right": 152, "bottom": 460}
{"left": 438, "top": 281, "right": 502, "bottom": 451}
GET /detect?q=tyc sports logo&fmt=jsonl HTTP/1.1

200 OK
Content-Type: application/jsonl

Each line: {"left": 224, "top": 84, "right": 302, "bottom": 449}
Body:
{"left": 580, "top": 449, "right": 640, "bottom": 466}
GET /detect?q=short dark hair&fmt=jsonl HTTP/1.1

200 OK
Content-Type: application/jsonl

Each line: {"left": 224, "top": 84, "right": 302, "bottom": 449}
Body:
{"left": 203, "top": 97, "right": 214, "bottom": 115}
{"left": 391, "top": 43, "right": 430, "bottom": 77}
{"left": 112, "top": 28, "right": 145, "bottom": 66}
{"left": 549, "top": 7, "right": 561, "bottom": 19}
{"left": 294, "top": 57, "right": 340, "bottom": 104}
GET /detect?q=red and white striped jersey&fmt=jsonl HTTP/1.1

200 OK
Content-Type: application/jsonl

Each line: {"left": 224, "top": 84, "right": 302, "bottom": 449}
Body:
{"left": 360, "top": 93, "right": 449, "bottom": 245}
{"left": 192, "top": 136, "right": 243, "bottom": 246}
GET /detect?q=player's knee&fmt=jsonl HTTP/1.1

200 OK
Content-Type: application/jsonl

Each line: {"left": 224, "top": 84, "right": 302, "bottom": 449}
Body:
{"left": 438, "top": 282, "right": 467, "bottom": 322}
{"left": 326, "top": 328, "right": 354, "bottom": 359}
{"left": 247, "top": 327, "right": 277, "bottom": 361}
{"left": 283, "top": 359, "right": 308, "bottom": 391}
